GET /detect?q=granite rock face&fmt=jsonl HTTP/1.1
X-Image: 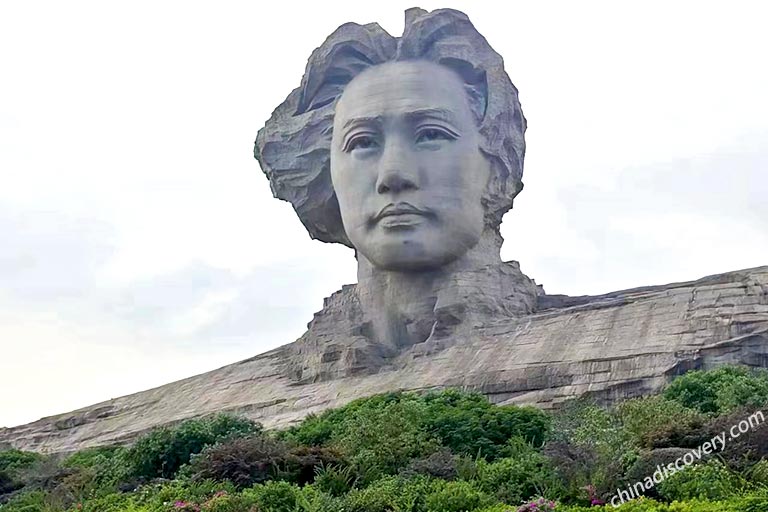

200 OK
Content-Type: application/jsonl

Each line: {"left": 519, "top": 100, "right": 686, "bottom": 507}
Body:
{"left": 4, "top": 8, "right": 766, "bottom": 455}
{"left": 2, "top": 265, "right": 766, "bottom": 454}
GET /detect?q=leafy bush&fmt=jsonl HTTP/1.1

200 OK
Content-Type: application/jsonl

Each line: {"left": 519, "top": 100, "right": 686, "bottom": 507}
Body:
{"left": 699, "top": 406, "right": 768, "bottom": 471}
{"left": 0, "top": 449, "right": 43, "bottom": 498}
{"left": 294, "top": 485, "right": 344, "bottom": 512}
{"left": 663, "top": 366, "right": 768, "bottom": 416}
{"left": 199, "top": 490, "right": 258, "bottom": 512}
{"left": 282, "top": 445, "right": 347, "bottom": 486}
{"left": 475, "top": 441, "right": 561, "bottom": 504}
{"left": 625, "top": 448, "right": 693, "bottom": 498}
{"left": 424, "top": 480, "right": 495, "bottom": 512}
{"left": 241, "top": 480, "right": 300, "bottom": 512}
{"left": 8, "top": 372, "right": 768, "bottom": 512}
{"left": 657, "top": 460, "right": 745, "bottom": 501}
{"left": 128, "top": 478, "right": 235, "bottom": 510}
{"left": 399, "top": 449, "right": 459, "bottom": 480}
{"left": 342, "top": 475, "right": 437, "bottom": 512}
{"left": 617, "top": 396, "right": 705, "bottom": 449}
{"left": 312, "top": 463, "right": 358, "bottom": 496}
{"left": 0, "top": 469, "right": 21, "bottom": 495}
{"left": 123, "top": 414, "right": 261, "bottom": 479}
{"left": 282, "top": 389, "right": 551, "bottom": 482}
{"left": 183, "top": 434, "right": 289, "bottom": 488}
{"left": 473, "top": 505, "right": 519, "bottom": 512}
{"left": 546, "top": 399, "right": 636, "bottom": 500}
{"left": 329, "top": 397, "right": 438, "bottom": 481}
{"left": 0, "top": 451, "right": 41, "bottom": 476}
{"left": 517, "top": 497, "right": 557, "bottom": 511}
{"left": 56, "top": 445, "right": 132, "bottom": 492}
{"left": 71, "top": 491, "right": 137, "bottom": 512}
{"left": 184, "top": 432, "right": 348, "bottom": 490}
{"left": 0, "top": 490, "right": 52, "bottom": 511}
{"left": 745, "top": 459, "right": 768, "bottom": 486}
{"left": 420, "top": 390, "right": 551, "bottom": 460}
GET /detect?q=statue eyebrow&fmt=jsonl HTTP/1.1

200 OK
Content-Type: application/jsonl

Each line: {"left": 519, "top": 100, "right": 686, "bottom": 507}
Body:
{"left": 341, "top": 108, "right": 457, "bottom": 131}
{"left": 342, "top": 115, "right": 383, "bottom": 131}
{"left": 403, "top": 108, "right": 457, "bottom": 124}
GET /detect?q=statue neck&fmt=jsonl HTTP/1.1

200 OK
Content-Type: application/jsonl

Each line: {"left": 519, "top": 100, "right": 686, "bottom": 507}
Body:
{"left": 355, "top": 229, "right": 504, "bottom": 349}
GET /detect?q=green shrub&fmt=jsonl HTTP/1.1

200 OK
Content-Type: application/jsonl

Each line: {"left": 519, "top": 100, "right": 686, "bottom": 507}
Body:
{"left": 242, "top": 480, "right": 300, "bottom": 512}
{"left": 546, "top": 399, "right": 636, "bottom": 500}
{"left": 424, "top": 480, "right": 495, "bottom": 512}
{"left": 625, "top": 448, "right": 692, "bottom": 498}
{"left": 342, "top": 475, "right": 437, "bottom": 512}
{"left": 517, "top": 497, "right": 557, "bottom": 511}
{"left": 657, "top": 460, "right": 745, "bottom": 502}
{"left": 475, "top": 443, "right": 561, "bottom": 504}
{"left": 0, "top": 490, "right": 44, "bottom": 511}
{"left": 124, "top": 414, "right": 261, "bottom": 479}
{"left": 73, "top": 491, "right": 139, "bottom": 512}
{"left": 472, "top": 505, "right": 516, "bottom": 512}
{"left": 420, "top": 390, "right": 551, "bottom": 460}
{"left": 282, "top": 389, "right": 550, "bottom": 483}
{"left": 325, "top": 396, "right": 438, "bottom": 481}
{"left": 0, "top": 469, "right": 22, "bottom": 495}
{"left": 131, "top": 479, "right": 235, "bottom": 510}
{"left": 199, "top": 490, "right": 258, "bottom": 512}
{"left": 0, "top": 451, "right": 41, "bottom": 475}
{"left": 746, "top": 459, "right": 768, "bottom": 486}
{"left": 617, "top": 396, "right": 705, "bottom": 449}
{"left": 663, "top": 366, "right": 768, "bottom": 416}
{"left": 400, "top": 448, "right": 460, "bottom": 481}
{"left": 281, "top": 445, "right": 347, "bottom": 486}
{"left": 0, "top": 450, "right": 44, "bottom": 498}
{"left": 182, "top": 433, "right": 347, "bottom": 489}
{"left": 293, "top": 485, "right": 344, "bottom": 512}
{"left": 57, "top": 445, "right": 131, "bottom": 492}
{"left": 61, "top": 446, "right": 123, "bottom": 470}
{"left": 699, "top": 407, "right": 768, "bottom": 471}
{"left": 312, "top": 463, "right": 357, "bottom": 496}
{"left": 596, "top": 497, "right": 668, "bottom": 511}
{"left": 183, "top": 434, "right": 289, "bottom": 488}
{"left": 734, "top": 490, "right": 768, "bottom": 512}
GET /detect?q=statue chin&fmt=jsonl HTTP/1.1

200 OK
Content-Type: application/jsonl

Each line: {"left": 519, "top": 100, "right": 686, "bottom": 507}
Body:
{"left": 353, "top": 230, "right": 485, "bottom": 274}
{"left": 362, "top": 250, "right": 459, "bottom": 273}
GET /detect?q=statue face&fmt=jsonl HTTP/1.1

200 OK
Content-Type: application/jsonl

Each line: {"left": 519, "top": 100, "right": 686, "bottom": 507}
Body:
{"left": 330, "top": 60, "right": 491, "bottom": 271}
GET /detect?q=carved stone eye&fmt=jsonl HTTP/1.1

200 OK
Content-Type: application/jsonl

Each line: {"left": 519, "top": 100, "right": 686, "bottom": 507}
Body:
{"left": 348, "top": 135, "right": 379, "bottom": 151}
{"left": 416, "top": 128, "right": 453, "bottom": 144}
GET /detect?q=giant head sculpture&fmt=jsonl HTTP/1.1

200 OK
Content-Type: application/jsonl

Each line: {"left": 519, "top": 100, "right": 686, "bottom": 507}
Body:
{"left": 255, "top": 8, "right": 526, "bottom": 274}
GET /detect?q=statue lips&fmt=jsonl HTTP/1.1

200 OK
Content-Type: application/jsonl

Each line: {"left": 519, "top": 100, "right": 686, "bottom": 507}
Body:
{"left": 372, "top": 202, "right": 434, "bottom": 230}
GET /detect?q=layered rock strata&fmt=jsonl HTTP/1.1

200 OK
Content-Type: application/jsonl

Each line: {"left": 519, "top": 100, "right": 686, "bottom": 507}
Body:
{"left": 2, "top": 265, "right": 766, "bottom": 454}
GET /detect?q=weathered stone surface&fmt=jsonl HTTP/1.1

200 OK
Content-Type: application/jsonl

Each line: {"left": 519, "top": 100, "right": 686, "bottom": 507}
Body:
{"left": 256, "top": 8, "right": 538, "bottom": 351}
{"left": 255, "top": 8, "right": 525, "bottom": 246}
{"left": 2, "top": 265, "right": 766, "bottom": 453}
{"left": 4, "top": 8, "right": 766, "bottom": 456}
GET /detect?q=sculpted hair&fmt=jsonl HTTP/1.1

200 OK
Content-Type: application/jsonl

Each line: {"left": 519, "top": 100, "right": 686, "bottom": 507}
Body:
{"left": 255, "top": 8, "right": 526, "bottom": 246}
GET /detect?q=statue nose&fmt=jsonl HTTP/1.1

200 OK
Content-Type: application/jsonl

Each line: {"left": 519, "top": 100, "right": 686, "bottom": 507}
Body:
{"left": 376, "top": 138, "right": 419, "bottom": 194}
{"left": 377, "top": 171, "right": 417, "bottom": 194}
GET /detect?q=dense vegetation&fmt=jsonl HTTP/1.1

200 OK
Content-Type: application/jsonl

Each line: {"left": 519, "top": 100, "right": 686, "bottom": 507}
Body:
{"left": 3, "top": 365, "right": 768, "bottom": 511}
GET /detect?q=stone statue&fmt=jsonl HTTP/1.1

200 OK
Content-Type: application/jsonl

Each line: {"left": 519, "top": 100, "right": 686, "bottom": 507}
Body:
{"left": 255, "top": 8, "right": 541, "bottom": 378}
{"left": 3, "top": 7, "right": 767, "bottom": 453}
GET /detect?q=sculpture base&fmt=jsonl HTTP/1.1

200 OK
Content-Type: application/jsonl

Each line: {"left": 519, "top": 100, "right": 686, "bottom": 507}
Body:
{"left": 2, "top": 266, "right": 767, "bottom": 453}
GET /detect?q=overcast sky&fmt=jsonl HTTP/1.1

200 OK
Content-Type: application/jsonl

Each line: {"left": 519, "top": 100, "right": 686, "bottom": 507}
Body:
{"left": 1, "top": 0, "right": 766, "bottom": 428}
